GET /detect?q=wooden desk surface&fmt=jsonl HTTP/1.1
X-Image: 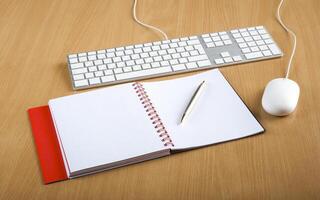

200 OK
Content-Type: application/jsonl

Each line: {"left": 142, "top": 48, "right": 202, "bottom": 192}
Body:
{"left": 1, "top": 0, "right": 319, "bottom": 199}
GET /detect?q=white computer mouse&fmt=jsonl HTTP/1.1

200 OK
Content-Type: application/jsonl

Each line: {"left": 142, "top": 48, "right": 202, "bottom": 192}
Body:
{"left": 262, "top": 78, "right": 300, "bottom": 116}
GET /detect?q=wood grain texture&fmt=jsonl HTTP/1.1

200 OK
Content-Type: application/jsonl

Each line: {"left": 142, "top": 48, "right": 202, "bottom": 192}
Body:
{"left": 0, "top": 0, "right": 319, "bottom": 199}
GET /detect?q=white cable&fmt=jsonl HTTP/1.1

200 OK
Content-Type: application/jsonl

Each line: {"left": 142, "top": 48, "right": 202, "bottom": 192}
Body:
{"left": 132, "top": 0, "right": 168, "bottom": 40}
{"left": 276, "top": 0, "right": 297, "bottom": 79}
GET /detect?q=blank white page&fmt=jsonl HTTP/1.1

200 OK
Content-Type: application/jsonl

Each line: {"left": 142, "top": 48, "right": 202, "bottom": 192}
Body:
{"left": 143, "top": 69, "right": 264, "bottom": 149}
{"left": 49, "top": 83, "right": 166, "bottom": 174}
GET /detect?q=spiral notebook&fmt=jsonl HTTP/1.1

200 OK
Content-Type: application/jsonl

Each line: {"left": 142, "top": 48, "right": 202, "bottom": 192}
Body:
{"left": 28, "top": 69, "right": 264, "bottom": 184}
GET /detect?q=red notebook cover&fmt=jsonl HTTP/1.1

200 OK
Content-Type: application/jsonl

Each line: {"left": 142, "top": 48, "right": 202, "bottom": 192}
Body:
{"left": 28, "top": 105, "right": 68, "bottom": 184}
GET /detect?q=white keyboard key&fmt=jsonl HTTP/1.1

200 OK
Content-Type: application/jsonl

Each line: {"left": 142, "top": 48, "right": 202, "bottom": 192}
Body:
{"left": 185, "top": 46, "right": 193, "bottom": 51}
{"left": 224, "top": 57, "right": 233, "bottom": 63}
{"left": 214, "top": 58, "right": 224, "bottom": 64}
{"left": 206, "top": 42, "right": 215, "bottom": 48}
{"left": 256, "top": 40, "right": 265, "bottom": 45}
{"left": 160, "top": 60, "right": 170, "bottom": 66}
{"left": 268, "top": 44, "right": 281, "bottom": 55}
{"left": 115, "top": 51, "right": 124, "bottom": 56}
{"left": 197, "top": 60, "right": 211, "bottom": 67}
{"left": 107, "top": 52, "right": 115, "bottom": 57}
{"left": 221, "top": 52, "right": 230, "bottom": 58}
{"left": 144, "top": 57, "right": 153, "bottom": 63}
{"left": 215, "top": 41, "right": 224, "bottom": 46}
{"left": 170, "top": 59, "right": 179, "bottom": 65}
{"left": 187, "top": 39, "right": 200, "bottom": 45}
{"left": 258, "top": 29, "right": 267, "bottom": 34}
{"left": 85, "top": 61, "right": 94, "bottom": 67}
{"left": 242, "top": 48, "right": 251, "bottom": 53}
{"left": 88, "top": 66, "right": 97, "bottom": 72}
{"left": 103, "top": 58, "right": 112, "bottom": 64}
{"left": 188, "top": 55, "right": 208, "bottom": 62}
{"left": 79, "top": 57, "right": 87, "bottom": 62}
{"left": 245, "top": 52, "right": 263, "bottom": 59}
{"left": 169, "top": 43, "right": 178, "bottom": 48}
{"left": 123, "top": 66, "right": 133, "bottom": 72}
{"left": 69, "top": 58, "right": 78, "bottom": 64}
{"left": 140, "top": 52, "right": 149, "bottom": 58}
{"left": 89, "top": 77, "right": 101, "bottom": 85}
{"left": 212, "top": 36, "right": 220, "bottom": 41}
{"left": 236, "top": 38, "right": 244, "bottom": 43}
{"left": 88, "top": 55, "right": 96, "bottom": 61}
{"left": 239, "top": 43, "right": 247, "bottom": 48}
{"left": 186, "top": 62, "right": 198, "bottom": 69}
{"left": 142, "top": 63, "right": 151, "bottom": 69}
{"left": 114, "top": 68, "right": 123, "bottom": 74}
{"left": 85, "top": 72, "right": 94, "bottom": 79}
{"left": 101, "top": 75, "right": 115, "bottom": 83}
{"left": 250, "top": 46, "right": 259, "bottom": 52}
{"left": 135, "top": 59, "right": 144, "bottom": 65}
{"left": 259, "top": 45, "right": 268, "bottom": 51}
{"left": 95, "top": 71, "right": 104, "bottom": 77}
{"left": 68, "top": 54, "right": 77, "bottom": 59}
{"left": 158, "top": 50, "right": 167, "bottom": 55}
{"left": 70, "top": 62, "right": 84, "bottom": 69}
{"left": 247, "top": 41, "right": 256, "bottom": 47}
{"left": 73, "top": 74, "right": 84, "bottom": 81}
{"left": 189, "top": 36, "right": 198, "bottom": 40}
{"left": 131, "top": 54, "right": 140, "bottom": 59}
{"left": 122, "top": 55, "right": 131, "bottom": 61}
{"left": 149, "top": 51, "right": 158, "bottom": 56}
{"left": 253, "top": 35, "right": 262, "bottom": 40}
{"left": 113, "top": 57, "right": 121, "bottom": 63}
{"left": 233, "top": 33, "right": 241, "bottom": 38}
{"left": 151, "top": 62, "right": 160, "bottom": 68}
{"left": 244, "top": 36, "right": 253, "bottom": 42}
{"left": 125, "top": 49, "right": 134, "bottom": 55}
{"left": 264, "top": 39, "right": 273, "bottom": 44}
{"left": 116, "top": 62, "right": 125, "bottom": 68}
{"left": 202, "top": 34, "right": 210, "bottom": 38}
{"left": 126, "top": 60, "right": 135, "bottom": 66}
{"left": 233, "top": 56, "right": 242, "bottom": 62}
{"left": 171, "top": 53, "right": 180, "bottom": 59}
{"left": 250, "top": 30, "right": 258, "bottom": 36}
{"left": 190, "top": 50, "right": 199, "bottom": 56}
{"left": 203, "top": 38, "right": 212, "bottom": 43}
{"left": 104, "top": 69, "right": 113, "bottom": 75}
{"left": 107, "top": 63, "right": 116, "bottom": 69}
{"left": 172, "top": 64, "right": 186, "bottom": 71}
{"left": 262, "top": 50, "right": 272, "bottom": 56}
{"left": 179, "top": 58, "right": 188, "bottom": 63}
{"left": 115, "top": 67, "right": 172, "bottom": 80}
{"left": 230, "top": 29, "right": 239, "bottom": 34}
{"left": 97, "top": 54, "right": 106, "bottom": 59}
{"left": 221, "top": 35, "right": 229, "bottom": 40}
{"left": 176, "top": 47, "right": 185, "bottom": 53}
{"left": 241, "top": 32, "right": 250, "bottom": 37}
{"left": 72, "top": 68, "right": 87, "bottom": 75}
{"left": 97, "top": 50, "right": 106, "bottom": 54}
{"left": 210, "top": 33, "right": 218, "bottom": 37}
{"left": 74, "top": 79, "right": 88, "bottom": 87}
{"left": 132, "top": 65, "right": 142, "bottom": 71}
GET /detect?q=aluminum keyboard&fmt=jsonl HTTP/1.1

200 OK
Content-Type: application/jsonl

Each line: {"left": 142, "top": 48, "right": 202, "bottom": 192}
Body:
{"left": 67, "top": 25, "right": 283, "bottom": 90}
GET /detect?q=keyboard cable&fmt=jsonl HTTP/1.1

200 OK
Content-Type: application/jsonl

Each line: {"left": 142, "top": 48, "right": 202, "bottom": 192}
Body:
{"left": 132, "top": 0, "right": 169, "bottom": 40}
{"left": 276, "top": 0, "right": 297, "bottom": 79}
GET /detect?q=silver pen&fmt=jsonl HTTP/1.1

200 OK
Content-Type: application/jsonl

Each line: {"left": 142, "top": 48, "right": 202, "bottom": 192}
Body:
{"left": 180, "top": 80, "right": 207, "bottom": 124}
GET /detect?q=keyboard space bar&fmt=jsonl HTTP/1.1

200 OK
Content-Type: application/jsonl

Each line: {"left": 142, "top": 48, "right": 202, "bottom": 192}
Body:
{"left": 115, "top": 67, "right": 172, "bottom": 80}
